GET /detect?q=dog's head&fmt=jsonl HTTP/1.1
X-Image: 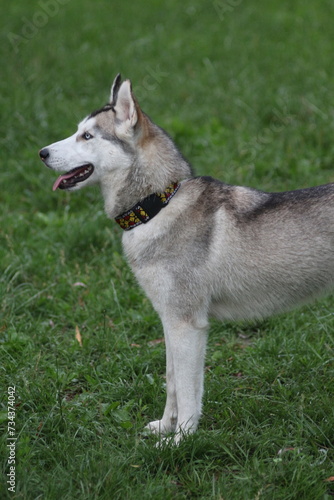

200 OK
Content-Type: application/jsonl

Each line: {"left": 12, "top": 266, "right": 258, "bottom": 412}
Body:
{"left": 39, "top": 74, "right": 141, "bottom": 191}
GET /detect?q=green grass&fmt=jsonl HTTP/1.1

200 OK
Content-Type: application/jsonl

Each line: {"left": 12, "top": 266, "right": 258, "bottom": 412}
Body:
{"left": 1, "top": 0, "right": 334, "bottom": 498}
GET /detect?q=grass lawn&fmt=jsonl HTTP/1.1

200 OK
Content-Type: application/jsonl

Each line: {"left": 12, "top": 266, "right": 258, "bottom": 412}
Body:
{"left": 1, "top": 0, "right": 334, "bottom": 498}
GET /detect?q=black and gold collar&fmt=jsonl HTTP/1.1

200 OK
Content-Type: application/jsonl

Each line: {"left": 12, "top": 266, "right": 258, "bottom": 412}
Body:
{"left": 115, "top": 182, "right": 180, "bottom": 231}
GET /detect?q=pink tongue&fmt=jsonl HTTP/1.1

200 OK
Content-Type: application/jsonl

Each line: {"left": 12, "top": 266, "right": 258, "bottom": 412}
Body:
{"left": 52, "top": 171, "right": 79, "bottom": 191}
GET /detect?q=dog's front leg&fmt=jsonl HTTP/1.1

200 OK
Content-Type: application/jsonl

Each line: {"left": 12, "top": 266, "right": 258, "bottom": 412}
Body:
{"left": 145, "top": 332, "right": 178, "bottom": 435}
{"left": 170, "top": 319, "right": 208, "bottom": 442}
{"left": 147, "top": 314, "right": 208, "bottom": 444}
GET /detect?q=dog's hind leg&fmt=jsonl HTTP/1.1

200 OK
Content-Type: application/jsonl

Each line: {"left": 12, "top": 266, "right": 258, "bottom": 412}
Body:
{"left": 146, "top": 311, "right": 209, "bottom": 444}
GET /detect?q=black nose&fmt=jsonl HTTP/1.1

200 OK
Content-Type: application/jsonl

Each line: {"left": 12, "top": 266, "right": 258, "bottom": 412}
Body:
{"left": 39, "top": 148, "right": 50, "bottom": 161}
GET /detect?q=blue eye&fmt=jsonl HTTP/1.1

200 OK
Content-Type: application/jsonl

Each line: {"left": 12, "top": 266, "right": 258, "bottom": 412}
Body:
{"left": 83, "top": 132, "right": 93, "bottom": 140}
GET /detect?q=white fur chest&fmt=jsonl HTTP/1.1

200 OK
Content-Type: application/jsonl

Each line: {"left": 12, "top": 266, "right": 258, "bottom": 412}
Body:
{"left": 122, "top": 209, "right": 170, "bottom": 269}
{"left": 121, "top": 183, "right": 191, "bottom": 269}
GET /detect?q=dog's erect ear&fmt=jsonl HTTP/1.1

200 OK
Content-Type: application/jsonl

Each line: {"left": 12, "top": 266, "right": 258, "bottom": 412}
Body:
{"left": 112, "top": 79, "right": 138, "bottom": 131}
{"left": 110, "top": 73, "right": 122, "bottom": 106}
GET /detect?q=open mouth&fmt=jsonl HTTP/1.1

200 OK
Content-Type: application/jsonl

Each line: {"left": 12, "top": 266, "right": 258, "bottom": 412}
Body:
{"left": 52, "top": 164, "right": 94, "bottom": 191}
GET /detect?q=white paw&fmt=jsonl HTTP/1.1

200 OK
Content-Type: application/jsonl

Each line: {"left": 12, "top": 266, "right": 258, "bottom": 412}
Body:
{"left": 144, "top": 420, "right": 170, "bottom": 436}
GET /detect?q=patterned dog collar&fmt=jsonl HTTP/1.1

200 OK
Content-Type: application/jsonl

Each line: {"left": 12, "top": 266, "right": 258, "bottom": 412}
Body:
{"left": 115, "top": 182, "right": 180, "bottom": 231}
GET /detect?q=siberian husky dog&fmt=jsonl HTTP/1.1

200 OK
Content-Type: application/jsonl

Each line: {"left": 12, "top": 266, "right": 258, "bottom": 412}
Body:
{"left": 40, "top": 74, "right": 334, "bottom": 444}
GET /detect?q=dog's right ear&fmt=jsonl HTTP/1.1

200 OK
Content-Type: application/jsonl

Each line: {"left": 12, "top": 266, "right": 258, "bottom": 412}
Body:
{"left": 110, "top": 73, "right": 122, "bottom": 106}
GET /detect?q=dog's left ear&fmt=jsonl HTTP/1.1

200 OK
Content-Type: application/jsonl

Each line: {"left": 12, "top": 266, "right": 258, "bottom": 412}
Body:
{"left": 112, "top": 79, "right": 138, "bottom": 132}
